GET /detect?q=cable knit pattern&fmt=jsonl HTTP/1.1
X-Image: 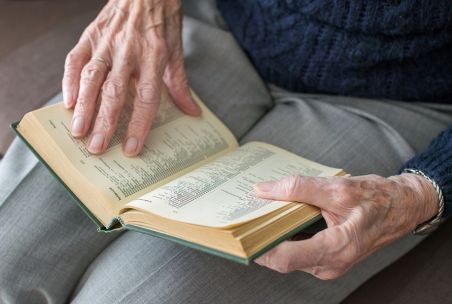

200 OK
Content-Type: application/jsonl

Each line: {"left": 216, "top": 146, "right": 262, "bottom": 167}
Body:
{"left": 216, "top": 0, "right": 452, "bottom": 102}
{"left": 216, "top": 0, "right": 452, "bottom": 218}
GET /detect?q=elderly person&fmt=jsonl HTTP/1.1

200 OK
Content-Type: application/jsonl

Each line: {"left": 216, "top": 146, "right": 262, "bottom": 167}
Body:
{"left": 0, "top": 0, "right": 451, "bottom": 303}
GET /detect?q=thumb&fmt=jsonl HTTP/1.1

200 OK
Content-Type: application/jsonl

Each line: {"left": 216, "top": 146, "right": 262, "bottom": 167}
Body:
{"left": 254, "top": 175, "right": 332, "bottom": 210}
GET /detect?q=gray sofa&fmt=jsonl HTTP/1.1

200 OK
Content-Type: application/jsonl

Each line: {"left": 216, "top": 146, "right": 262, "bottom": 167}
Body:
{"left": 0, "top": 2, "right": 450, "bottom": 302}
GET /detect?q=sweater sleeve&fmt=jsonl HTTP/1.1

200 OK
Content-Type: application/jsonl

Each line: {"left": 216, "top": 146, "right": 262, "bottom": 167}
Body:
{"left": 400, "top": 125, "right": 452, "bottom": 218}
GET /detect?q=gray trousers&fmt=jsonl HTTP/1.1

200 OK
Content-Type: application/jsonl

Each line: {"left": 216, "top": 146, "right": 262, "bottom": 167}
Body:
{"left": 1, "top": 3, "right": 452, "bottom": 304}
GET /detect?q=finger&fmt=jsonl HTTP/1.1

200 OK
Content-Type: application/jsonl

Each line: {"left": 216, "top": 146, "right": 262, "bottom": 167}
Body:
{"left": 163, "top": 43, "right": 201, "bottom": 116}
{"left": 255, "top": 235, "right": 326, "bottom": 274}
{"left": 62, "top": 38, "right": 91, "bottom": 109}
{"left": 123, "top": 65, "right": 164, "bottom": 156}
{"left": 87, "top": 60, "right": 132, "bottom": 154}
{"left": 71, "top": 50, "right": 111, "bottom": 138}
{"left": 256, "top": 225, "right": 343, "bottom": 273}
{"left": 256, "top": 225, "right": 354, "bottom": 279}
{"left": 254, "top": 175, "right": 337, "bottom": 210}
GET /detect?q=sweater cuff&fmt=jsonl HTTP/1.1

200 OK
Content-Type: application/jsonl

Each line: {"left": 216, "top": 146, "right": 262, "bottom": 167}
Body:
{"left": 400, "top": 126, "right": 452, "bottom": 218}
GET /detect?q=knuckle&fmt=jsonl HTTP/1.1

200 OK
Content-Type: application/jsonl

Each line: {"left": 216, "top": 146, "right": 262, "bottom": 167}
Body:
{"left": 74, "top": 97, "right": 92, "bottom": 114}
{"left": 168, "top": 76, "right": 188, "bottom": 93}
{"left": 152, "top": 40, "right": 169, "bottom": 59}
{"left": 316, "top": 270, "right": 342, "bottom": 280}
{"left": 129, "top": 116, "right": 151, "bottom": 134}
{"left": 84, "top": 23, "right": 97, "bottom": 37}
{"left": 136, "top": 82, "right": 159, "bottom": 104}
{"left": 337, "top": 178, "right": 353, "bottom": 191}
{"left": 373, "top": 192, "right": 392, "bottom": 209}
{"left": 387, "top": 178, "right": 398, "bottom": 189}
{"left": 81, "top": 63, "right": 104, "bottom": 85}
{"left": 358, "top": 179, "right": 375, "bottom": 191}
{"left": 102, "top": 79, "right": 126, "bottom": 101}
{"left": 333, "top": 179, "right": 354, "bottom": 202}
{"left": 98, "top": 102, "right": 121, "bottom": 121}
{"left": 285, "top": 175, "right": 302, "bottom": 196}
{"left": 94, "top": 115, "right": 114, "bottom": 132}
{"left": 287, "top": 175, "right": 302, "bottom": 186}
{"left": 83, "top": 24, "right": 101, "bottom": 46}
{"left": 368, "top": 174, "right": 384, "bottom": 181}
{"left": 65, "top": 51, "right": 80, "bottom": 68}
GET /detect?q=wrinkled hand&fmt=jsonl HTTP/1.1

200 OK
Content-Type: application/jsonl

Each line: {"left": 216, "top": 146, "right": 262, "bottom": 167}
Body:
{"left": 63, "top": 0, "right": 200, "bottom": 156}
{"left": 254, "top": 173, "right": 439, "bottom": 279}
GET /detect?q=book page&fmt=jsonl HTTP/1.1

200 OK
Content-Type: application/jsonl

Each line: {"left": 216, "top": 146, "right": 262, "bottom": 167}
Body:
{"left": 31, "top": 90, "right": 238, "bottom": 208}
{"left": 124, "top": 142, "right": 343, "bottom": 228}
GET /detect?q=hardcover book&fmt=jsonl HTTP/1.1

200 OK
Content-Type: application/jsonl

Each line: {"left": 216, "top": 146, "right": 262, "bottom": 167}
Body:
{"left": 13, "top": 90, "right": 345, "bottom": 264}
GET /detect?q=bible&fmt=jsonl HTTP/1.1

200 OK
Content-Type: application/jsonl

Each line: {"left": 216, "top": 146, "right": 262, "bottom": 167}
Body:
{"left": 13, "top": 90, "right": 345, "bottom": 264}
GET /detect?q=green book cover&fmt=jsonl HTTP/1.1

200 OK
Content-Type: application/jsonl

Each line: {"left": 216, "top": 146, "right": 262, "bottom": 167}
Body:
{"left": 11, "top": 121, "right": 322, "bottom": 265}
{"left": 11, "top": 121, "right": 105, "bottom": 230}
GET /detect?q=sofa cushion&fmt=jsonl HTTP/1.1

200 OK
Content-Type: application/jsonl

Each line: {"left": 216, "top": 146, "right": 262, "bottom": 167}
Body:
{"left": 1, "top": 2, "right": 451, "bottom": 303}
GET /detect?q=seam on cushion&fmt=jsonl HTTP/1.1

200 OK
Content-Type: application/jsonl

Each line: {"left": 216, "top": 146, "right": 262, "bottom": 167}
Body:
{"left": 67, "top": 230, "right": 125, "bottom": 303}
{"left": 237, "top": 106, "right": 274, "bottom": 142}
{"left": 237, "top": 83, "right": 276, "bottom": 142}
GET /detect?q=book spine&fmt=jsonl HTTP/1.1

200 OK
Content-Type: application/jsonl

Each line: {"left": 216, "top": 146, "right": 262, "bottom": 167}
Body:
{"left": 99, "top": 216, "right": 126, "bottom": 233}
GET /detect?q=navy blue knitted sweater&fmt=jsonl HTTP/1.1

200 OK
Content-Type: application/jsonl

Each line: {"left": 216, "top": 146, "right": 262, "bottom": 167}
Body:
{"left": 216, "top": 0, "right": 452, "bottom": 217}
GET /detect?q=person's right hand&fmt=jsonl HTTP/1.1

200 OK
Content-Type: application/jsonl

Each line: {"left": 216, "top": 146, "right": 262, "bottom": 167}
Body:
{"left": 253, "top": 173, "right": 439, "bottom": 278}
{"left": 62, "top": 0, "right": 201, "bottom": 156}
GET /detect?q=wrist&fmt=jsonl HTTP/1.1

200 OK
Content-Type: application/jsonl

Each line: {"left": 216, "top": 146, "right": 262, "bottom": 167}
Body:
{"left": 397, "top": 173, "right": 440, "bottom": 226}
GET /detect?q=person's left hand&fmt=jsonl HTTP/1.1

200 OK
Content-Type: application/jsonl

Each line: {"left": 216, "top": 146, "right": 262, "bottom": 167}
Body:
{"left": 253, "top": 173, "right": 439, "bottom": 279}
{"left": 62, "top": 0, "right": 200, "bottom": 156}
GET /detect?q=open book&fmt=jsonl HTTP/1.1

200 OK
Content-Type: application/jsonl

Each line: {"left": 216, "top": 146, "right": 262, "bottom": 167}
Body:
{"left": 13, "top": 91, "right": 345, "bottom": 264}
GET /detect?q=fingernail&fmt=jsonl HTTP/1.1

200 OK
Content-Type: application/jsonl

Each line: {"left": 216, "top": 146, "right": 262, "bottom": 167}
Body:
{"left": 124, "top": 137, "right": 138, "bottom": 155}
{"left": 89, "top": 133, "right": 105, "bottom": 154}
{"left": 71, "top": 117, "right": 85, "bottom": 136}
{"left": 255, "top": 181, "right": 276, "bottom": 193}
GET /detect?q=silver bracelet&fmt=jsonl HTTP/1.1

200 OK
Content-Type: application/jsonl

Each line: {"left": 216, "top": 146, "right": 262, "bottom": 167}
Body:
{"left": 403, "top": 168, "right": 444, "bottom": 235}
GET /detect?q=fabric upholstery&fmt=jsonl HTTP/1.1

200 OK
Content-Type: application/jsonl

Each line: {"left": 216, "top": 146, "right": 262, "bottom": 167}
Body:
{"left": 0, "top": 1, "right": 451, "bottom": 302}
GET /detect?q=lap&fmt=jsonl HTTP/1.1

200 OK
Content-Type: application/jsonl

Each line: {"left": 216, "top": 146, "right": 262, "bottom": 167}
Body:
{"left": 71, "top": 228, "right": 421, "bottom": 304}
{"left": 71, "top": 231, "right": 319, "bottom": 304}
{"left": 1, "top": 4, "right": 452, "bottom": 304}
{"left": 242, "top": 90, "right": 452, "bottom": 176}
{"left": 0, "top": 159, "right": 119, "bottom": 303}
{"left": 72, "top": 92, "right": 452, "bottom": 304}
